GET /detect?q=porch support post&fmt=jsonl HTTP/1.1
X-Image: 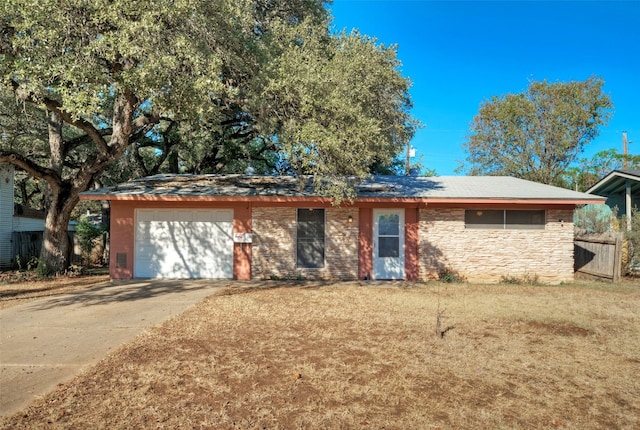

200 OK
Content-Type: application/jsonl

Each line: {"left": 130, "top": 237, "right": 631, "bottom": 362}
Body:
{"left": 626, "top": 180, "right": 632, "bottom": 231}
{"left": 233, "top": 204, "right": 252, "bottom": 280}
{"left": 358, "top": 207, "right": 373, "bottom": 280}
{"left": 404, "top": 207, "right": 419, "bottom": 281}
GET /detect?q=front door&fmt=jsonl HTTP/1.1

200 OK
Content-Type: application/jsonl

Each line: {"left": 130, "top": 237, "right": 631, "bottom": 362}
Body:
{"left": 373, "top": 209, "right": 405, "bottom": 280}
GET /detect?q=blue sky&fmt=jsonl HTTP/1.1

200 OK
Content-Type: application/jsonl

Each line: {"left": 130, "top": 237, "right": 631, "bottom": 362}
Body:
{"left": 330, "top": 0, "right": 640, "bottom": 176}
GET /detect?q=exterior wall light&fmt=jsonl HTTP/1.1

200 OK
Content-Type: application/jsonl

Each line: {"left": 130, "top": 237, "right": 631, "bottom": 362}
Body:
{"left": 347, "top": 215, "right": 353, "bottom": 224}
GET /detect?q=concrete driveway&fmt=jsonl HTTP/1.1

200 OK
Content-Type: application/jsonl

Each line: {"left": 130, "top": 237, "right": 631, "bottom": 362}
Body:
{"left": 0, "top": 279, "right": 227, "bottom": 417}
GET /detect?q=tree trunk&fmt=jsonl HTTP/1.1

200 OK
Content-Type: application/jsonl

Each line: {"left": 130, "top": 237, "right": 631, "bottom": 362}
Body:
{"left": 39, "top": 185, "right": 78, "bottom": 273}
{"left": 39, "top": 110, "right": 74, "bottom": 273}
{"left": 3, "top": 90, "right": 146, "bottom": 273}
{"left": 168, "top": 148, "right": 179, "bottom": 174}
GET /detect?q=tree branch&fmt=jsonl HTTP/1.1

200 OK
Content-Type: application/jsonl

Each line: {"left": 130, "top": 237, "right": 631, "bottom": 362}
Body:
{"left": 9, "top": 78, "right": 111, "bottom": 155}
{"left": 0, "top": 150, "right": 61, "bottom": 183}
{"left": 65, "top": 128, "right": 113, "bottom": 154}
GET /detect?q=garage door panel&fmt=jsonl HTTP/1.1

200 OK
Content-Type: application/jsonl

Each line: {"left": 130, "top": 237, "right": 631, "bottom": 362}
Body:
{"left": 134, "top": 209, "right": 233, "bottom": 279}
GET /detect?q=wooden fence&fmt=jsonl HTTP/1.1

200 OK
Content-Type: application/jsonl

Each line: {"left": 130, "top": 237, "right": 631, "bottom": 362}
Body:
{"left": 11, "top": 231, "right": 80, "bottom": 268}
{"left": 11, "top": 231, "right": 44, "bottom": 267}
{"left": 574, "top": 234, "right": 623, "bottom": 282}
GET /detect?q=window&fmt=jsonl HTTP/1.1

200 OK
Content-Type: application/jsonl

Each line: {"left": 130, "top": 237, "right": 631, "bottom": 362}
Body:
{"left": 465, "top": 210, "right": 545, "bottom": 230}
{"left": 378, "top": 213, "right": 400, "bottom": 257}
{"left": 297, "top": 209, "right": 325, "bottom": 268}
{"left": 464, "top": 210, "right": 504, "bottom": 229}
{"left": 505, "top": 210, "right": 546, "bottom": 230}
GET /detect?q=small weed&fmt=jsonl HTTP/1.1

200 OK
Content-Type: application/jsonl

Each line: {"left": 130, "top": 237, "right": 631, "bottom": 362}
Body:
{"left": 438, "top": 266, "right": 466, "bottom": 283}
{"left": 500, "top": 273, "right": 541, "bottom": 285}
{"left": 27, "top": 257, "right": 40, "bottom": 272}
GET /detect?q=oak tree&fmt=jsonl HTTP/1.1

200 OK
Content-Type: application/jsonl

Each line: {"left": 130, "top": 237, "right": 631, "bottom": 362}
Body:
{"left": 1, "top": 0, "right": 416, "bottom": 272}
{"left": 0, "top": 0, "right": 328, "bottom": 272}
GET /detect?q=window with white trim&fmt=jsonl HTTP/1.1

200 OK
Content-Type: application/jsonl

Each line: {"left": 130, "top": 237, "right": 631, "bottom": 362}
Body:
{"left": 297, "top": 209, "right": 325, "bottom": 268}
{"left": 465, "top": 210, "right": 545, "bottom": 230}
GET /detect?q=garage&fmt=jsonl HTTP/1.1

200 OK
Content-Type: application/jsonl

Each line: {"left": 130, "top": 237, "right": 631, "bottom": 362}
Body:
{"left": 134, "top": 209, "right": 234, "bottom": 278}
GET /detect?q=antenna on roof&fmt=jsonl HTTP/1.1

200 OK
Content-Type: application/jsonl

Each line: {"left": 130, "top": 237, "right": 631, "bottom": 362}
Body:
{"left": 405, "top": 145, "right": 416, "bottom": 176}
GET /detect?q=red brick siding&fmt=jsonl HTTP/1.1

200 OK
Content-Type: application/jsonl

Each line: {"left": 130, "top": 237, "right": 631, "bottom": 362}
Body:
{"left": 251, "top": 207, "right": 359, "bottom": 280}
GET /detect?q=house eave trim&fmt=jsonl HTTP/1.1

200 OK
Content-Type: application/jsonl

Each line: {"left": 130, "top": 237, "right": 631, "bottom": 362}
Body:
{"left": 80, "top": 194, "right": 604, "bottom": 206}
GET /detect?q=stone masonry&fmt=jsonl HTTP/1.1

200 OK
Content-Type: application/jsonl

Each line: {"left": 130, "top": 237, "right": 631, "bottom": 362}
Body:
{"left": 418, "top": 208, "right": 575, "bottom": 284}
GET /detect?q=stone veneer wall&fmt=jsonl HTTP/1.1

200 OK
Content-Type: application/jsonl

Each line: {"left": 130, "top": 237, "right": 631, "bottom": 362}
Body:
{"left": 252, "top": 207, "right": 359, "bottom": 280}
{"left": 418, "top": 208, "right": 575, "bottom": 284}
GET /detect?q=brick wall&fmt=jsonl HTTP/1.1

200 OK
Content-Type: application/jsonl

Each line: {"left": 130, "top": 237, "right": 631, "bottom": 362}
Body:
{"left": 418, "top": 208, "right": 575, "bottom": 284}
{"left": 251, "top": 207, "right": 359, "bottom": 280}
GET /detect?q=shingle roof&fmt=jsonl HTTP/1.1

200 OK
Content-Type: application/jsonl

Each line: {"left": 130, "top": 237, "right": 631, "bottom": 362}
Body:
{"left": 358, "top": 175, "right": 603, "bottom": 200}
{"left": 80, "top": 174, "right": 604, "bottom": 203}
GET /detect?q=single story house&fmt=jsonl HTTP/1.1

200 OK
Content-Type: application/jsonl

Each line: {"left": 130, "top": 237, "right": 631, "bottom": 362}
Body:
{"left": 80, "top": 174, "right": 604, "bottom": 284}
{"left": 586, "top": 169, "right": 639, "bottom": 230}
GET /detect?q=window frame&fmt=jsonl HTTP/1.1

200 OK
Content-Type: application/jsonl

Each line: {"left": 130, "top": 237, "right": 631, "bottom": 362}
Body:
{"left": 296, "top": 208, "right": 326, "bottom": 269}
{"left": 465, "top": 209, "right": 546, "bottom": 230}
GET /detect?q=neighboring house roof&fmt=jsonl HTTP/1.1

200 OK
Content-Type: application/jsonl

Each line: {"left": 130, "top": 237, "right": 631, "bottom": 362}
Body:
{"left": 586, "top": 169, "right": 640, "bottom": 196}
{"left": 80, "top": 174, "right": 604, "bottom": 204}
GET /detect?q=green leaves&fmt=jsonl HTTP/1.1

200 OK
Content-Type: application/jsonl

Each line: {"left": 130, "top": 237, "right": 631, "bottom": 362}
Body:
{"left": 257, "top": 23, "right": 417, "bottom": 198}
{"left": 2, "top": 0, "right": 238, "bottom": 120}
{"left": 1, "top": 0, "right": 415, "bottom": 204}
{"left": 460, "top": 77, "right": 613, "bottom": 185}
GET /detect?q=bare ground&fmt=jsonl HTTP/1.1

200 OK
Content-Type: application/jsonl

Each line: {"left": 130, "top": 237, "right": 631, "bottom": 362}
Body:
{"left": 1, "top": 279, "right": 639, "bottom": 429}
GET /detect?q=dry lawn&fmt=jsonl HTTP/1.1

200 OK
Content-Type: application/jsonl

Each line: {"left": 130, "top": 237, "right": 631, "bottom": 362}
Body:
{"left": 2, "top": 280, "right": 640, "bottom": 429}
{"left": 0, "top": 272, "right": 110, "bottom": 310}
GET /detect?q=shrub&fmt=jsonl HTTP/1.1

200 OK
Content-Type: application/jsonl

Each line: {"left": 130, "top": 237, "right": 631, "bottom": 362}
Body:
{"left": 75, "top": 216, "right": 106, "bottom": 265}
{"left": 438, "top": 266, "right": 466, "bottom": 283}
{"left": 574, "top": 204, "right": 616, "bottom": 234}
{"left": 622, "top": 208, "right": 640, "bottom": 274}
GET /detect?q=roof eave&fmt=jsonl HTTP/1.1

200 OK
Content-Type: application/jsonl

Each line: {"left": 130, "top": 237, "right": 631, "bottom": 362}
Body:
{"left": 586, "top": 170, "right": 640, "bottom": 195}
{"left": 79, "top": 193, "right": 605, "bottom": 206}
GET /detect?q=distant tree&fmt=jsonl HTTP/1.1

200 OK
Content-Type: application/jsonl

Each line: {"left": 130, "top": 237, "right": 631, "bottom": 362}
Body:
{"left": 564, "top": 148, "right": 640, "bottom": 191}
{"left": 459, "top": 77, "right": 613, "bottom": 185}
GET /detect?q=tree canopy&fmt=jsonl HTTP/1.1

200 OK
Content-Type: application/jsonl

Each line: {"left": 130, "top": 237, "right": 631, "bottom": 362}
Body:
{"left": 459, "top": 77, "right": 613, "bottom": 185}
{"left": 0, "top": 0, "right": 416, "bottom": 272}
{"left": 564, "top": 148, "right": 640, "bottom": 191}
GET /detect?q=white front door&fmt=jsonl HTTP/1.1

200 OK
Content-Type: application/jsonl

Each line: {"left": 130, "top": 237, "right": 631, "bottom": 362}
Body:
{"left": 373, "top": 209, "right": 405, "bottom": 280}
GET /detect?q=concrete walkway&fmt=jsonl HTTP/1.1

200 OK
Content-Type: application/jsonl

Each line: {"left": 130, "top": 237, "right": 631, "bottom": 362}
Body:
{"left": 0, "top": 279, "right": 227, "bottom": 417}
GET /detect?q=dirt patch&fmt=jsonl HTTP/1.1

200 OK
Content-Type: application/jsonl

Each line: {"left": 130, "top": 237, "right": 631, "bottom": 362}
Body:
{"left": 2, "top": 283, "right": 639, "bottom": 429}
{"left": 524, "top": 320, "right": 593, "bottom": 337}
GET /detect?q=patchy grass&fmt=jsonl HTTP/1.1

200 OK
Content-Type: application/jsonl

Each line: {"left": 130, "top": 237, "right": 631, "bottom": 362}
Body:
{"left": 2, "top": 280, "right": 639, "bottom": 429}
{"left": 0, "top": 270, "right": 109, "bottom": 309}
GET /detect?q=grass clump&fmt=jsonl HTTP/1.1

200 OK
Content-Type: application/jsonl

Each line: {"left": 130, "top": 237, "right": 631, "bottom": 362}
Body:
{"left": 500, "top": 272, "right": 541, "bottom": 285}
{"left": 438, "top": 266, "right": 466, "bottom": 283}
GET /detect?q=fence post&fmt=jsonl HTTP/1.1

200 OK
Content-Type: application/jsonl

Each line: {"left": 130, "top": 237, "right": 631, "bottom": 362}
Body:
{"left": 613, "top": 235, "right": 623, "bottom": 282}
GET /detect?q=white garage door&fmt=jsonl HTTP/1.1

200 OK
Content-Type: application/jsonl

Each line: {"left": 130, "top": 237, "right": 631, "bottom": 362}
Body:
{"left": 134, "top": 209, "right": 234, "bottom": 279}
